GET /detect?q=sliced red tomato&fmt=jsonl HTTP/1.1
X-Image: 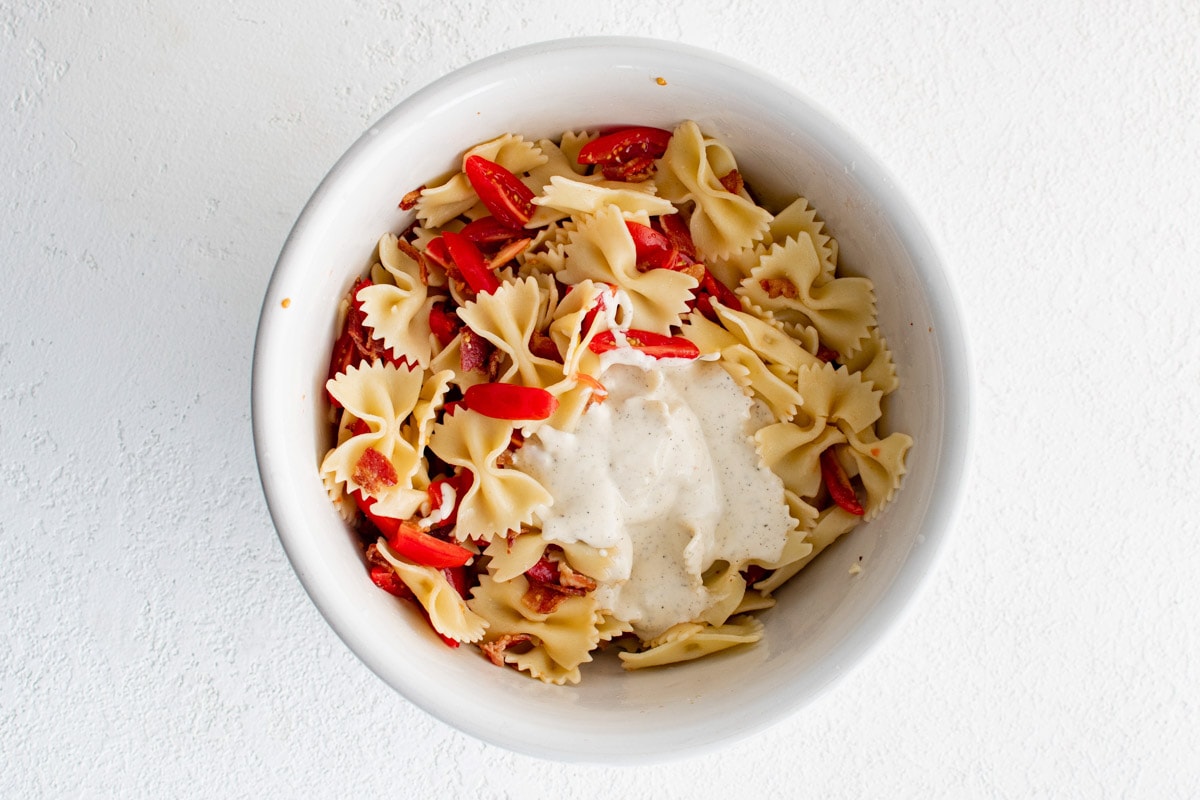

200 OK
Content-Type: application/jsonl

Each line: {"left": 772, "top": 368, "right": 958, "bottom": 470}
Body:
{"left": 442, "top": 230, "right": 501, "bottom": 295}
{"left": 428, "top": 300, "right": 461, "bottom": 347}
{"left": 462, "top": 383, "right": 559, "bottom": 421}
{"left": 819, "top": 448, "right": 865, "bottom": 516}
{"left": 423, "top": 236, "right": 452, "bottom": 269}
{"left": 588, "top": 329, "right": 700, "bottom": 360}
{"left": 700, "top": 268, "right": 740, "bottom": 309}
{"left": 459, "top": 215, "right": 526, "bottom": 248}
{"left": 577, "top": 126, "right": 673, "bottom": 165}
{"left": 464, "top": 155, "right": 536, "bottom": 229}
{"left": 625, "top": 220, "right": 672, "bottom": 258}
{"left": 352, "top": 490, "right": 474, "bottom": 568}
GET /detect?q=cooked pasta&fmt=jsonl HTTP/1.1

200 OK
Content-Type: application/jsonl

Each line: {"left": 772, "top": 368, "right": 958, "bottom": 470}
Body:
{"left": 319, "top": 121, "right": 912, "bottom": 683}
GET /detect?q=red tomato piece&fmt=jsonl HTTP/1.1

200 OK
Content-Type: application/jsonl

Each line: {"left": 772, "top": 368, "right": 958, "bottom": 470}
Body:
{"left": 428, "top": 301, "right": 461, "bottom": 347}
{"left": 588, "top": 329, "right": 700, "bottom": 360}
{"left": 700, "top": 268, "right": 741, "bottom": 310}
{"left": 423, "top": 236, "right": 452, "bottom": 269}
{"left": 577, "top": 126, "right": 673, "bottom": 165}
{"left": 442, "top": 230, "right": 501, "bottom": 295}
{"left": 625, "top": 220, "right": 673, "bottom": 258}
{"left": 464, "top": 155, "right": 536, "bottom": 229}
{"left": 352, "top": 490, "right": 473, "bottom": 568}
{"left": 819, "top": 448, "right": 865, "bottom": 516}
{"left": 461, "top": 383, "right": 559, "bottom": 421}
{"left": 459, "top": 215, "right": 526, "bottom": 248}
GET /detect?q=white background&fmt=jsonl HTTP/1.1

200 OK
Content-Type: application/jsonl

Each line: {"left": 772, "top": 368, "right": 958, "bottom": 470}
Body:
{"left": 3, "top": 1, "right": 1198, "bottom": 797}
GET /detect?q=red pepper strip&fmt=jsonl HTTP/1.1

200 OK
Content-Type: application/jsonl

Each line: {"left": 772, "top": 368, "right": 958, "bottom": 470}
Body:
{"left": 426, "top": 476, "right": 461, "bottom": 526}
{"left": 819, "top": 448, "right": 865, "bottom": 517}
{"left": 464, "top": 155, "right": 536, "bottom": 229}
{"left": 656, "top": 213, "right": 697, "bottom": 259}
{"left": 442, "top": 565, "right": 469, "bottom": 599}
{"left": 577, "top": 126, "right": 673, "bottom": 165}
{"left": 588, "top": 329, "right": 700, "bottom": 360}
{"left": 625, "top": 220, "right": 673, "bottom": 259}
{"left": 462, "top": 383, "right": 558, "bottom": 421}
{"left": 352, "top": 490, "right": 474, "bottom": 568}
{"left": 459, "top": 215, "right": 526, "bottom": 248}
{"left": 428, "top": 300, "right": 462, "bottom": 347}
{"left": 423, "top": 236, "right": 452, "bottom": 269}
{"left": 442, "top": 230, "right": 500, "bottom": 295}
{"left": 701, "top": 268, "right": 741, "bottom": 310}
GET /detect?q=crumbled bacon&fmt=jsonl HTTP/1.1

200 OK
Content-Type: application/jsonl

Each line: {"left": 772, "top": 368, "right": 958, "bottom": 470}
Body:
{"left": 558, "top": 562, "right": 597, "bottom": 593}
{"left": 520, "top": 552, "right": 596, "bottom": 613}
{"left": 484, "top": 346, "right": 506, "bottom": 382}
{"left": 399, "top": 185, "right": 425, "bottom": 210}
{"left": 719, "top": 168, "right": 744, "bottom": 195}
{"left": 480, "top": 633, "right": 533, "bottom": 666}
{"left": 760, "top": 277, "right": 799, "bottom": 299}
{"left": 816, "top": 345, "right": 841, "bottom": 363}
{"left": 522, "top": 582, "right": 572, "bottom": 614}
{"left": 352, "top": 448, "right": 398, "bottom": 495}
{"left": 488, "top": 237, "right": 532, "bottom": 269}
{"left": 459, "top": 327, "right": 492, "bottom": 373}
{"left": 529, "top": 330, "right": 562, "bottom": 363}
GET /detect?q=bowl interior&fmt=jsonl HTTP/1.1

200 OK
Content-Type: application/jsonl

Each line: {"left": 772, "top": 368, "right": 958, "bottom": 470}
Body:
{"left": 253, "top": 37, "right": 968, "bottom": 762}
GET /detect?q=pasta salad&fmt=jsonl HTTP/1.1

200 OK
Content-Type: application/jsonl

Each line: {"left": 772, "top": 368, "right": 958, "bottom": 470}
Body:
{"left": 319, "top": 121, "right": 912, "bottom": 684}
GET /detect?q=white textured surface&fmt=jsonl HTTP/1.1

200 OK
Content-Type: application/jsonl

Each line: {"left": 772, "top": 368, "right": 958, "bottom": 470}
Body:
{"left": 2, "top": 1, "right": 1197, "bottom": 796}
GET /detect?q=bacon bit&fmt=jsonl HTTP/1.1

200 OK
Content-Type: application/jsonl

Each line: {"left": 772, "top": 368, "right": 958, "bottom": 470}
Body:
{"left": 459, "top": 327, "right": 493, "bottom": 373}
{"left": 399, "top": 185, "right": 425, "bottom": 210}
{"left": 488, "top": 237, "right": 532, "bottom": 269}
{"left": 352, "top": 448, "right": 399, "bottom": 495}
{"left": 760, "top": 277, "right": 799, "bottom": 299}
{"left": 349, "top": 417, "right": 371, "bottom": 437}
{"left": 816, "top": 345, "right": 841, "bottom": 363}
{"left": 396, "top": 237, "right": 424, "bottom": 263}
{"left": 495, "top": 450, "right": 515, "bottom": 469}
{"left": 529, "top": 330, "right": 562, "bottom": 363}
{"left": 870, "top": 447, "right": 881, "bottom": 458}
{"left": 484, "top": 346, "right": 506, "bottom": 382}
{"left": 573, "top": 372, "right": 608, "bottom": 404}
{"left": 558, "top": 562, "right": 597, "bottom": 593}
{"left": 522, "top": 582, "right": 571, "bottom": 614}
{"left": 480, "top": 633, "right": 534, "bottom": 666}
{"left": 657, "top": 214, "right": 697, "bottom": 259}
{"left": 680, "top": 258, "right": 706, "bottom": 283}
{"left": 719, "top": 168, "right": 744, "bottom": 195}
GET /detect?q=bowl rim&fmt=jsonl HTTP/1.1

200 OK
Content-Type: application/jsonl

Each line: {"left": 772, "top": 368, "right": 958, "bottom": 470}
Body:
{"left": 252, "top": 35, "right": 974, "bottom": 763}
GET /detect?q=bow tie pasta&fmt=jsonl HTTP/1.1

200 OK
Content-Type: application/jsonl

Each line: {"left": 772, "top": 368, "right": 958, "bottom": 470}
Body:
{"left": 319, "top": 122, "right": 912, "bottom": 684}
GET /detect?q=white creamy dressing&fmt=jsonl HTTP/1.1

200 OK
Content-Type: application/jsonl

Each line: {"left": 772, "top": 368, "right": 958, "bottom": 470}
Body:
{"left": 513, "top": 350, "right": 795, "bottom": 639}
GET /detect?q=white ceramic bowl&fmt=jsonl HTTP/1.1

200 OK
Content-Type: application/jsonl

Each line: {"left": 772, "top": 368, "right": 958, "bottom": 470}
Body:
{"left": 253, "top": 36, "right": 971, "bottom": 763}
